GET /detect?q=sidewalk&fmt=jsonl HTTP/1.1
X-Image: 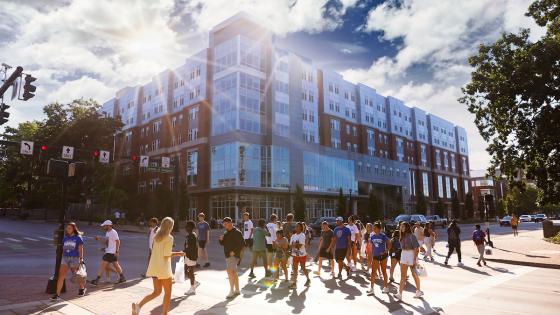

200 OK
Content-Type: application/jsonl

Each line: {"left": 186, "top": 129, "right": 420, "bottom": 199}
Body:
{"left": 450, "top": 227, "right": 560, "bottom": 269}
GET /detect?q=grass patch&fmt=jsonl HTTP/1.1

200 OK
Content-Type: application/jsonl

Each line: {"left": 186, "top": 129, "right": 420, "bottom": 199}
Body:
{"left": 545, "top": 232, "right": 560, "bottom": 244}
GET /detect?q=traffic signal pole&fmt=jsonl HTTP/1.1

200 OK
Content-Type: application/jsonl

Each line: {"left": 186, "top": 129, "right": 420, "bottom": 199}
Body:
{"left": 46, "top": 175, "right": 68, "bottom": 293}
{"left": 0, "top": 66, "right": 22, "bottom": 98}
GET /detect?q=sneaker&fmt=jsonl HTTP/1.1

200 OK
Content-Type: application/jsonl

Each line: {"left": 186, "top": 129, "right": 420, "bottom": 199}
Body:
{"left": 366, "top": 288, "right": 375, "bottom": 295}
{"left": 185, "top": 287, "right": 196, "bottom": 295}
{"left": 483, "top": 261, "right": 487, "bottom": 266}
{"left": 331, "top": 271, "right": 336, "bottom": 277}
{"left": 346, "top": 266, "right": 351, "bottom": 277}
{"left": 289, "top": 282, "right": 297, "bottom": 289}
{"left": 90, "top": 279, "right": 99, "bottom": 286}
{"left": 118, "top": 276, "right": 126, "bottom": 283}
{"left": 382, "top": 287, "right": 390, "bottom": 294}
{"left": 337, "top": 273, "right": 342, "bottom": 280}
{"left": 226, "top": 292, "right": 235, "bottom": 299}
{"left": 203, "top": 263, "right": 210, "bottom": 268}
{"left": 78, "top": 288, "right": 86, "bottom": 296}
{"left": 457, "top": 262, "right": 464, "bottom": 267}
{"left": 414, "top": 290, "right": 424, "bottom": 298}
{"left": 444, "top": 260, "right": 448, "bottom": 266}
{"left": 389, "top": 277, "right": 395, "bottom": 283}
{"left": 394, "top": 293, "right": 402, "bottom": 300}
{"left": 477, "top": 262, "right": 482, "bottom": 267}
{"left": 50, "top": 294, "right": 60, "bottom": 301}
{"left": 248, "top": 272, "right": 256, "bottom": 278}
{"left": 313, "top": 271, "right": 320, "bottom": 276}
{"left": 234, "top": 290, "right": 241, "bottom": 296}
{"left": 193, "top": 281, "right": 200, "bottom": 290}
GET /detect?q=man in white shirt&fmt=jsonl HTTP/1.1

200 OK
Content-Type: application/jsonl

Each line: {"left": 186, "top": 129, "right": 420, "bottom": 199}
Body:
{"left": 142, "top": 217, "right": 159, "bottom": 277}
{"left": 346, "top": 216, "right": 361, "bottom": 271}
{"left": 91, "top": 220, "right": 126, "bottom": 285}
{"left": 240, "top": 212, "right": 253, "bottom": 264}
{"left": 265, "top": 214, "right": 278, "bottom": 266}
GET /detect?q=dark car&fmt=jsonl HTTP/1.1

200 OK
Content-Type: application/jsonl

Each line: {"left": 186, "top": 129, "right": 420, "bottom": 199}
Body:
{"left": 384, "top": 214, "right": 428, "bottom": 235}
{"left": 309, "top": 217, "right": 337, "bottom": 236}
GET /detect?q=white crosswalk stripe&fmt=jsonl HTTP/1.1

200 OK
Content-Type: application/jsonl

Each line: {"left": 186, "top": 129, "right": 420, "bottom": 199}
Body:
{"left": 4, "top": 238, "right": 21, "bottom": 243}
{"left": 38, "top": 236, "right": 52, "bottom": 241}
{"left": 23, "top": 237, "right": 39, "bottom": 241}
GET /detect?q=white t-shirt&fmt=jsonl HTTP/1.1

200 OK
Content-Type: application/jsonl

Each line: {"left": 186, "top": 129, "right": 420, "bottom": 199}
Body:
{"left": 348, "top": 224, "right": 360, "bottom": 242}
{"left": 149, "top": 227, "right": 158, "bottom": 250}
{"left": 114, "top": 211, "right": 120, "bottom": 219}
{"left": 265, "top": 222, "right": 277, "bottom": 244}
{"left": 243, "top": 220, "right": 253, "bottom": 240}
{"left": 105, "top": 229, "right": 120, "bottom": 254}
{"left": 290, "top": 232, "right": 307, "bottom": 257}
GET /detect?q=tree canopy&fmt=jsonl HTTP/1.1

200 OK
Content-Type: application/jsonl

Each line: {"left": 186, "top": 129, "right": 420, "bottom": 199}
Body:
{"left": 460, "top": 0, "right": 560, "bottom": 204}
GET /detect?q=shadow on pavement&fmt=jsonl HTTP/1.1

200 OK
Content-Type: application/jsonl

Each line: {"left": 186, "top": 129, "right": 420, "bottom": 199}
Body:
{"left": 320, "top": 278, "right": 363, "bottom": 300}
{"left": 494, "top": 247, "right": 550, "bottom": 258}
{"left": 193, "top": 300, "right": 233, "bottom": 315}
{"left": 285, "top": 286, "right": 309, "bottom": 314}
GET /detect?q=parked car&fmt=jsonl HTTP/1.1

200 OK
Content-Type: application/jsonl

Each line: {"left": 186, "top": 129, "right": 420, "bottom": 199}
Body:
{"left": 519, "top": 215, "right": 532, "bottom": 222}
{"left": 535, "top": 214, "right": 548, "bottom": 222}
{"left": 384, "top": 214, "right": 427, "bottom": 235}
{"left": 499, "top": 215, "right": 512, "bottom": 226}
{"left": 309, "top": 217, "right": 337, "bottom": 236}
{"left": 530, "top": 214, "right": 538, "bottom": 222}
{"left": 425, "top": 215, "right": 448, "bottom": 228}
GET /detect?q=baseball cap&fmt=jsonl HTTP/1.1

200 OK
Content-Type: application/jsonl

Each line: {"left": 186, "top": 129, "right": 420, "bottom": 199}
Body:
{"left": 336, "top": 216, "right": 343, "bottom": 221}
{"left": 100, "top": 220, "right": 113, "bottom": 227}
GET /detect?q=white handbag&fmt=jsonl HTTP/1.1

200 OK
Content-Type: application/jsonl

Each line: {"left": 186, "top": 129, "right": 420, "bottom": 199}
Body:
{"left": 415, "top": 263, "right": 428, "bottom": 277}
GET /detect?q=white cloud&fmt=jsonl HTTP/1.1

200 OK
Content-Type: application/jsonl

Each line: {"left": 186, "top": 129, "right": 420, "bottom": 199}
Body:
{"left": 342, "top": 0, "right": 543, "bottom": 170}
{"left": 46, "top": 76, "right": 114, "bottom": 105}
{"left": 183, "top": 0, "right": 358, "bottom": 36}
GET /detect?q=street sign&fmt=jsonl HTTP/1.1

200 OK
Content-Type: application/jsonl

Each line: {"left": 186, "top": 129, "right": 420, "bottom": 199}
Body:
{"left": 139, "top": 155, "right": 149, "bottom": 167}
{"left": 161, "top": 156, "right": 170, "bottom": 168}
{"left": 99, "top": 150, "right": 110, "bottom": 163}
{"left": 62, "top": 146, "right": 74, "bottom": 159}
{"left": 20, "top": 140, "right": 33, "bottom": 155}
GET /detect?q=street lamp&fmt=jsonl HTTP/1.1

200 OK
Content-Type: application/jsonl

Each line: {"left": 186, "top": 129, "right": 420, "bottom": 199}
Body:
{"left": 483, "top": 192, "right": 493, "bottom": 247}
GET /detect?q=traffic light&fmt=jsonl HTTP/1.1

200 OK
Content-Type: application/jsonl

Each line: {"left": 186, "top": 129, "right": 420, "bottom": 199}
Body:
{"left": 131, "top": 154, "right": 138, "bottom": 161}
{"left": 41, "top": 145, "right": 48, "bottom": 151}
{"left": 92, "top": 150, "right": 100, "bottom": 159}
{"left": 22, "top": 75, "right": 37, "bottom": 101}
{"left": 0, "top": 103, "right": 9, "bottom": 125}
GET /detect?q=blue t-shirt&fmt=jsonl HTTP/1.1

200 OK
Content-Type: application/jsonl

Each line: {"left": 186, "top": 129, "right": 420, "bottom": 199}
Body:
{"left": 370, "top": 232, "right": 389, "bottom": 256}
{"left": 197, "top": 221, "right": 210, "bottom": 241}
{"left": 333, "top": 226, "right": 351, "bottom": 249}
{"left": 62, "top": 235, "right": 83, "bottom": 257}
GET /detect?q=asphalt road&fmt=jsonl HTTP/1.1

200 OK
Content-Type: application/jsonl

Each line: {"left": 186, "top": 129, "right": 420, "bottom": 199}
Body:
{"left": 1, "top": 218, "right": 559, "bottom": 315}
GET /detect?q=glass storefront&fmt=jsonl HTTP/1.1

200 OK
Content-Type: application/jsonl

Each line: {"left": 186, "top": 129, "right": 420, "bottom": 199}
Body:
{"left": 303, "top": 152, "right": 357, "bottom": 193}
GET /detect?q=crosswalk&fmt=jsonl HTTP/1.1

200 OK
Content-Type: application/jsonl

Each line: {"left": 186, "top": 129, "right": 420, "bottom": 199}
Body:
{"left": 1, "top": 234, "right": 145, "bottom": 245}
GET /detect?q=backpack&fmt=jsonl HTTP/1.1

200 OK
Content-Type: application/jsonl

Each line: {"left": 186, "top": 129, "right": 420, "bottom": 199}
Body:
{"left": 473, "top": 230, "right": 485, "bottom": 243}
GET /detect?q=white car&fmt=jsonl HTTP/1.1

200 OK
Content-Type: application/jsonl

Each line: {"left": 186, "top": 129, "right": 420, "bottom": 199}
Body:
{"left": 519, "top": 215, "right": 532, "bottom": 222}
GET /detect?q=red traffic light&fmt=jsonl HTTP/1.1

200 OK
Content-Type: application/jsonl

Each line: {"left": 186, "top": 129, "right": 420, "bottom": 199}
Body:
{"left": 40, "top": 145, "right": 48, "bottom": 151}
{"left": 92, "top": 150, "right": 100, "bottom": 157}
{"left": 131, "top": 154, "right": 137, "bottom": 161}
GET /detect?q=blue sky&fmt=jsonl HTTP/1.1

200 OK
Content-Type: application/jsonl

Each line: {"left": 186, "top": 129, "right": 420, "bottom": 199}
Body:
{"left": 0, "top": 0, "right": 544, "bottom": 170}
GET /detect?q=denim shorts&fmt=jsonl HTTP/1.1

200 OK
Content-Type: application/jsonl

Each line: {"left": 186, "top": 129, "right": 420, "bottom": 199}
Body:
{"left": 61, "top": 256, "right": 80, "bottom": 268}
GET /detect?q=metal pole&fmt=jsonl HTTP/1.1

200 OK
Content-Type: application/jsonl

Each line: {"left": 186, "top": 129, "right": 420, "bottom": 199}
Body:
{"left": 47, "top": 178, "right": 67, "bottom": 293}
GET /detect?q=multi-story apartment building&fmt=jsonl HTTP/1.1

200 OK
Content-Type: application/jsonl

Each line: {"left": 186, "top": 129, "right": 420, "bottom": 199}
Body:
{"left": 101, "top": 13, "right": 470, "bottom": 221}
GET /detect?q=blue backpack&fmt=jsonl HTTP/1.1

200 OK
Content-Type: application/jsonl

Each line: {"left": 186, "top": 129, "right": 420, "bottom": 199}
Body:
{"left": 473, "top": 230, "right": 484, "bottom": 242}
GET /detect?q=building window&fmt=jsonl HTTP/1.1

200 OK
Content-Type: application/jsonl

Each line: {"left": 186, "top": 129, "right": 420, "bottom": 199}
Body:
{"left": 187, "top": 150, "right": 198, "bottom": 185}
{"left": 438, "top": 175, "right": 444, "bottom": 198}
{"left": 446, "top": 176, "right": 452, "bottom": 198}
{"left": 410, "top": 170, "right": 416, "bottom": 196}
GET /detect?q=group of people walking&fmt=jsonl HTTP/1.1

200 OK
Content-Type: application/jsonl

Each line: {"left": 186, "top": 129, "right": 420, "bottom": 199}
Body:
{"left": 51, "top": 213, "right": 493, "bottom": 315}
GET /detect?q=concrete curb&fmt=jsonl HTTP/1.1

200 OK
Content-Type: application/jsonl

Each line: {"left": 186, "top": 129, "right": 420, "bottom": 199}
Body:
{"left": 484, "top": 258, "right": 560, "bottom": 269}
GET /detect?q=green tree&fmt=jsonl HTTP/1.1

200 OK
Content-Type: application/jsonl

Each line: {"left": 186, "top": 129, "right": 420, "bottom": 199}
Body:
{"left": 496, "top": 199, "right": 505, "bottom": 217}
{"left": 460, "top": 0, "right": 560, "bottom": 204}
{"left": 415, "top": 193, "right": 428, "bottom": 215}
{"left": 294, "top": 185, "right": 306, "bottom": 222}
{"left": 465, "top": 192, "right": 474, "bottom": 219}
{"left": 1, "top": 99, "right": 122, "bottom": 214}
{"left": 435, "top": 199, "right": 445, "bottom": 217}
{"left": 451, "top": 191, "right": 460, "bottom": 219}
{"left": 505, "top": 186, "right": 539, "bottom": 215}
{"left": 337, "top": 187, "right": 347, "bottom": 217}
{"left": 367, "top": 189, "right": 381, "bottom": 220}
